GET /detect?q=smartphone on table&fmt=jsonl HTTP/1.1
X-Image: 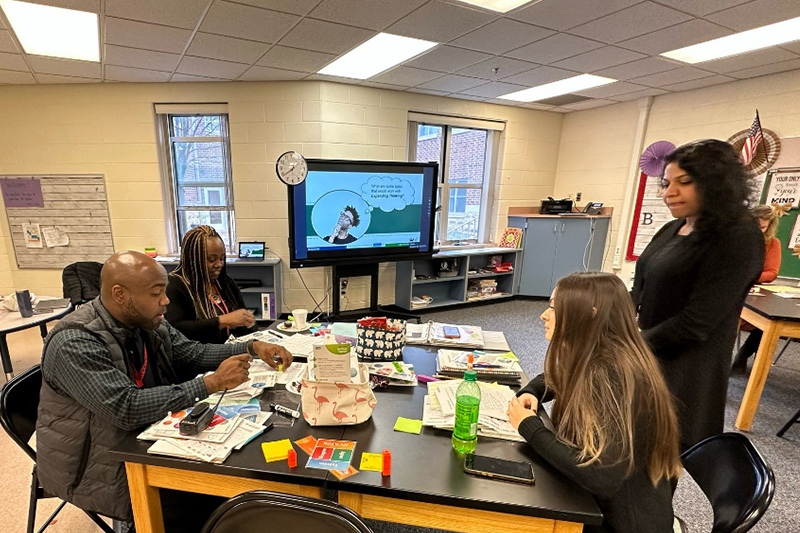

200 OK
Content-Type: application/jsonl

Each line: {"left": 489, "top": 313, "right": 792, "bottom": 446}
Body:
{"left": 442, "top": 326, "right": 460, "bottom": 339}
{"left": 464, "top": 454, "right": 535, "bottom": 485}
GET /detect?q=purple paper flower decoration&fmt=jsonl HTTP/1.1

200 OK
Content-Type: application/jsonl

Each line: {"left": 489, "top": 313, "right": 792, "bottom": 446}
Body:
{"left": 639, "top": 141, "right": 676, "bottom": 177}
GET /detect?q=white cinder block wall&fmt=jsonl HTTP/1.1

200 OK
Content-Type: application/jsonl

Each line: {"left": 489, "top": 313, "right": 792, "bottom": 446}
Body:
{"left": 0, "top": 80, "right": 563, "bottom": 312}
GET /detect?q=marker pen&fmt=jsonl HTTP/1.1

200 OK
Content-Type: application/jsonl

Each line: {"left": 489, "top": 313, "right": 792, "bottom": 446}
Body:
{"left": 270, "top": 403, "right": 300, "bottom": 418}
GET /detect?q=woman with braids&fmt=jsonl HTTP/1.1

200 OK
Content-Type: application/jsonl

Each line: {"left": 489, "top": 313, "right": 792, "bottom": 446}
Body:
{"left": 631, "top": 140, "right": 763, "bottom": 452}
{"left": 508, "top": 272, "right": 681, "bottom": 533}
{"left": 165, "top": 225, "right": 257, "bottom": 343}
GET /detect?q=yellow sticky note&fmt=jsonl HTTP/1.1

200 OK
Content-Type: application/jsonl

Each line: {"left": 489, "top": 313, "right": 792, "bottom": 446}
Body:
{"left": 261, "top": 439, "right": 294, "bottom": 462}
{"left": 360, "top": 452, "right": 384, "bottom": 471}
{"left": 394, "top": 417, "right": 423, "bottom": 434}
{"left": 503, "top": 351, "right": 518, "bottom": 361}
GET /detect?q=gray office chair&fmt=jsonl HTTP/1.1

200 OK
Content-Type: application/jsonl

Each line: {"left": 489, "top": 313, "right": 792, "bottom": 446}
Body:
{"left": 201, "top": 490, "right": 373, "bottom": 533}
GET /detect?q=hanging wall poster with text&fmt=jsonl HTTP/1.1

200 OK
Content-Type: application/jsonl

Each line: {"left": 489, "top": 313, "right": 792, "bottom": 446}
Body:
{"left": 1, "top": 177, "right": 44, "bottom": 208}
{"left": 764, "top": 169, "right": 800, "bottom": 207}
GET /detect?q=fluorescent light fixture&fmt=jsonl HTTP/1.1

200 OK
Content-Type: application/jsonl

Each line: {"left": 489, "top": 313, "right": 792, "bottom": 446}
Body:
{"left": 662, "top": 15, "right": 800, "bottom": 64}
{"left": 498, "top": 74, "right": 617, "bottom": 102}
{"left": 454, "top": 0, "right": 541, "bottom": 13}
{"left": 318, "top": 33, "right": 437, "bottom": 80}
{"left": 0, "top": 0, "right": 99, "bottom": 62}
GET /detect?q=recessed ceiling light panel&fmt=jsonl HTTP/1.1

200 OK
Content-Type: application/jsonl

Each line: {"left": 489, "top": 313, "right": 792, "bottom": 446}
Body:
{"left": 453, "top": 0, "right": 542, "bottom": 13}
{"left": 0, "top": 0, "right": 100, "bottom": 62}
{"left": 662, "top": 15, "right": 800, "bottom": 64}
{"left": 318, "top": 33, "right": 437, "bottom": 80}
{"left": 498, "top": 74, "right": 617, "bottom": 102}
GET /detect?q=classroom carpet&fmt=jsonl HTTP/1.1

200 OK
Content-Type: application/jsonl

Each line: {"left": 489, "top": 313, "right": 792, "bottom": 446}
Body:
{"left": 363, "top": 299, "right": 800, "bottom": 533}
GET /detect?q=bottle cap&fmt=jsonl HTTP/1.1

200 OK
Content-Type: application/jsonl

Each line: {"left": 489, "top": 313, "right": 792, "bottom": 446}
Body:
{"left": 464, "top": 370, "right": 477, "bottom": 381}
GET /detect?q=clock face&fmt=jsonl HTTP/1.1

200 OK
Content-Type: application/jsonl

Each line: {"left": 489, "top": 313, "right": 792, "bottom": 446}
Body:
{"left": 276, "top": 151, "right": 308, "bottom": 185}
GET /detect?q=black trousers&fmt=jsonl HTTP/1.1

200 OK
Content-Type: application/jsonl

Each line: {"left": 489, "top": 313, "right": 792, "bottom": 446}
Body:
{"left": 735, "top": 329, "right": 763, "bottom": 363}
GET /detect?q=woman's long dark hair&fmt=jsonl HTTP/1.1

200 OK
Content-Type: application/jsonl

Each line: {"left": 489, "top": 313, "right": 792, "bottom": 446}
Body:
{"left": 170, "top": 225, "right": 226, "bottom": 320}
{"left": 664, "top": 139, "right": 756, "bottom": 235}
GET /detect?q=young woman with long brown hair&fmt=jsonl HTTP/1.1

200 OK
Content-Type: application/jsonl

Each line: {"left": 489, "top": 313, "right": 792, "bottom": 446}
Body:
{"left": 165, "top": 225, "right": 257, "bottom": 343}
{"left": 508, "top": 272, "right": 682, "bottom": 533}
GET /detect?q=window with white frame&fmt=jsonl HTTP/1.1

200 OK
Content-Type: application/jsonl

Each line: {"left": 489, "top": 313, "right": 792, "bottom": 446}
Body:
{"left": 156, "top": 104, "right": 235, "bottom": 252}
{"left": 408, "top": 114, "right": 503, "bottom": 244}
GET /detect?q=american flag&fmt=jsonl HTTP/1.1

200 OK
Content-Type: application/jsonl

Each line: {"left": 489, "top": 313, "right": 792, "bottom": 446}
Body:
{"left": 739, "top": 111, "right": 763, "bottom": 166}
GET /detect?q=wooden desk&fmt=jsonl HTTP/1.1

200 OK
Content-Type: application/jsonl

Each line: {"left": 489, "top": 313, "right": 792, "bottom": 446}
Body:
{"left": 112, "top": 344, "right": 601, "bottom": 533}
{"left": 0, "top": 297, "right": 72, "bottom": 381}
{"left": 736, "top": 293, "right": 800, "bottom": 431}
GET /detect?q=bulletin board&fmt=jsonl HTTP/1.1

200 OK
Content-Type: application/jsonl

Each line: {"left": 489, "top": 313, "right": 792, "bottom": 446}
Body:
{"left": 759, "top": 136, "right": 800, "bottom": 279}
{"left": 1, "top": 175, "right": 114, "bottom": 269}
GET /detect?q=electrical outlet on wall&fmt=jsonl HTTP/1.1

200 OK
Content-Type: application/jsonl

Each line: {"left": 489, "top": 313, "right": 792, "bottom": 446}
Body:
{"left": 576, "top": 192, "right": 582, "bottom": 201}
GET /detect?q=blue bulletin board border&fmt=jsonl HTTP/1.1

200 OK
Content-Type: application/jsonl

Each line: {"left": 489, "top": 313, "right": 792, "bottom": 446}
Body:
{"left": 760, "top": 167, "right": 800, "bottom": 279}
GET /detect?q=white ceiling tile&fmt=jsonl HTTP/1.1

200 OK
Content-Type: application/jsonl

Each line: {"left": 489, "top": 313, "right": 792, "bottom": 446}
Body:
{"left": 705, "top": 0, "right": 800, "bottom": 32}
{"left": 303, "top": 73, "right": 350, "bottom": 82}
{"left": 227, "top": 0, "right": 321, "bottom": 16}
{"left": 0, "top": 69, "right": 35, "bottom": 84}
{"left": 370, "top": 66, "right": 443, "bottom": 87}
{"left": 386, "top": 0, "right": 497, "bottom": 42}
{"left": 499, "top": 65, "right": 579, "bottom": 86}
{"left": 359, "top": 80, "right": 408, "bottom": 91}
{"left": 505, "top": 33, "right": 604, "bottom": 64}
{"left": 561, "top": 98, "right": 617, "bottom": 110}
{"left": 778, "top": 42, "right": 800, "bottom": 55}
{"left": 104, "top": 45, "right": 180, "bottom": 72}
{"left": 106, "top": 17, "right": 193, "bottom": 54}
{"left": 573, "top": 81, "right": 651, "bottom": 98}
{"left": 594, "top": 56, "right": 683, "bottom": 80}
{"left": 727, "top": 58, "right": 800, "bottom": 79}
{"left": 25, "top": 0, "right": 100, "bottom": 13}
{"left": 509, "top": 0, "right": 641, "bottom": 31}
{"left": 308, "top": 0, "right": 427, "bottom": 31}
{"left": 630, "top": 66, "right": 713, "bottom": 87}
{"left": 459, "top": 80, "right": 527, "bottom": 97}
{"left": 171, "top": 73, "right": 229, "bottom": 82}
{"left": 450, "top": 19, "right": 554, "bottom": 55}
{"left": 458, "top": 56, "right": 539, "bottom": 80}
{"left": 521, "top": 102, "right": 557, "bottom": 110}
{"left": 660, "top": 74, "right": 735, "bottom": 92}
{"left": 403, "top": 45, "right": 490, "bottom": 73}
{"left": 0, "top": 30, "right": 19, "bottom": 53}
{"left": 176, "top": 56, "right": 250, "bottom": 79}
{"left": 616, "top": 19, "right": 733, "bottom": 55}
{"left": 0, "top": 51, "right": 28, "bottom": 71}
{"left": 200, "top": 2, "right": 300, "bottom": 43}
{"left": 278, "top": 18, "right": 375, "bottom": 55}
{"left": 104, "top": 64, "right": 172, "bottom": 82}
{"left": 550, "top": 46, "right": 646, "bottom": 73}
{"left": 415, "top": 74, "right": 487, "bottom": 92}
{"left": 407, "top": 87, "right": 450, "bottom": 96}
{"left": 607, "top": 87, "right": 669, "bottom": 101}
{"left": 105, "top": 0, "right": 206, "bottom": 29}
{"left": 257, "top": 46, "right": 335, "bottom": 73}
{"left": 568, "top": 2, "right": 693, "bottom": 44}
{"left": 699, "top": 48, "right": 799, "bottom": 74}
{"left": 28, "top": 56, "right": 101, "bottom": 78}
{"left": 651, "top": 0, "right": 752, "bottom": 17}
{"left": 186, "top": 33, "right": 271, "bottom": 64}
{"left": 457, "top": 94, "right": 491, "bottom": 102}
{"left": 36, "top": 73, "right": 100, "bottom": 83}
{"left": 239, "top": 65, "right": 307, "bottom": 80}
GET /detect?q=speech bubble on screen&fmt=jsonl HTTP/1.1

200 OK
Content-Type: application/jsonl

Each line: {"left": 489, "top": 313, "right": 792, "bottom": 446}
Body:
{"left": 360, "top": 176, "right": 416, "bottom": 212}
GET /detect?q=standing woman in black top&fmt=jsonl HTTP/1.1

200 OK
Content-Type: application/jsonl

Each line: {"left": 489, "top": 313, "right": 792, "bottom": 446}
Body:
{"left": 165, "top": 225, "right": 257, "bottom": 343}
{"left": 631, "top": 140, "right": 763, "bottom": 452}
{"left": 509, "top": 272, "right": 681, "bottom": 533}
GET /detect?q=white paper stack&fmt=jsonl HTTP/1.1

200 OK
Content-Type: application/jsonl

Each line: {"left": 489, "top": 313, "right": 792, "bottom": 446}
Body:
{"left": 405, "top": 321, "right": 486, "bottom": 349}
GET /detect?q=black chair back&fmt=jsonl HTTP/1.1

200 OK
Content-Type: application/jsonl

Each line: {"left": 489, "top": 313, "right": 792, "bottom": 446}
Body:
{"left": 62, "top": 261, "right": 103, "bottom": 306}
{"left": 0, "top": 364, "right": 42, "bottom": 461}
{"left": 681, "top": 432, "right": 775, "bottom": 533}
{"left": 201, "top": 490, "right": 373, "bottom": 533}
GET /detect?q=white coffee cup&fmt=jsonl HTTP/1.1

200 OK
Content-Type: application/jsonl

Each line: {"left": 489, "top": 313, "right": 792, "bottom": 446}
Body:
{"left": 292, "top": 308, "right": 308, "bottom": 329}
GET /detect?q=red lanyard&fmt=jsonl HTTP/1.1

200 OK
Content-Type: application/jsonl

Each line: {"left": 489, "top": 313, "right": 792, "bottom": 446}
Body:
{"left": 132, "top": 345, "right": 148, "bottom": 388}
{"left": 209, "top": 282, "right": 230, "bottom": 333}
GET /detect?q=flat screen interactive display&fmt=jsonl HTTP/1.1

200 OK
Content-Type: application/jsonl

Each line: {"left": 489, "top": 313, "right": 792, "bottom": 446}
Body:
{"left": 288, "top": 159, "right": 438, "bottom": 268}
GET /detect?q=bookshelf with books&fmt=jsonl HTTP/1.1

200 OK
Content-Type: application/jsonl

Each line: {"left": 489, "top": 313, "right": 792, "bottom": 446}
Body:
{"left": 157, "top": 251, "right": 282, "bottom": 321}
{"left": 394, "top": 247, "right": 521, "bottom": 311}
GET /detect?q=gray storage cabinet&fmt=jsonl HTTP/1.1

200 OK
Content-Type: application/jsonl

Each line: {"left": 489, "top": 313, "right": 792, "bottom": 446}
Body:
{"left": 508, "top": 215, "right": 610, "bottom": 297}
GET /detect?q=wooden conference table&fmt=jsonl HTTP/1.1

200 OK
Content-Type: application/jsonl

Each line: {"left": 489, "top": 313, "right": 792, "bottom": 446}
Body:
{"left": 110, "top": 341, "right": 602, "bottom": 533}
{"left": 736, "top": 291, "right": 800, "bottom": 431}
{"left": 0, "top": 297, "right": 72, "bottom": 382}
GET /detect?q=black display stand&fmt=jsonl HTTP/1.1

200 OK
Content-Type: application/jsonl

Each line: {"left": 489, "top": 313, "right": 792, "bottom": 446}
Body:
{"left": 330, "top": 262, "right": 421, "bottom": 323}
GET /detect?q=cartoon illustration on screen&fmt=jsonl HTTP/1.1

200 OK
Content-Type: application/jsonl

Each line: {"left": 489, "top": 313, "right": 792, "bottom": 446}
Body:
{"left": 324, "top": 205, "right": 360, "bottom": 244}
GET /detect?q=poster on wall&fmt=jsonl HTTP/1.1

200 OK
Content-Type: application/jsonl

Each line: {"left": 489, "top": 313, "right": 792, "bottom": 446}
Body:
{"left": 626, "top": 172, "right": 673, "bottom": 260}
{"left": 764, "top": 169, "right": 800, "bottom": 207}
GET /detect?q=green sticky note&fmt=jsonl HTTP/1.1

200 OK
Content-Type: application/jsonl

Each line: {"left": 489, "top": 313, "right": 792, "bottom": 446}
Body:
{"left": 502, "top": 351, "right": 518, "bottom": 361}
{"left": 360, "top": 452, "right": 384, "bottom": 471}
{"left": 394, "top": 417, "right": 423, "bottom": 434}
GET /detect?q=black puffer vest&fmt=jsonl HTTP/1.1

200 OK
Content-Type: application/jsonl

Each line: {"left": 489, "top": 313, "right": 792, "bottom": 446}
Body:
{"left": 36, "top": 298, "right": 177, "bottom": 521}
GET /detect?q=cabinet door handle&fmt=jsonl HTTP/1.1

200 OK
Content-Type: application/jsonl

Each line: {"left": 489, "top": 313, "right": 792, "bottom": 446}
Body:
{"left": 561, "top": 223, "right": 565, "bottom": 232}
{"left": 553, "top": 224, "right": 558, "bottom": 233}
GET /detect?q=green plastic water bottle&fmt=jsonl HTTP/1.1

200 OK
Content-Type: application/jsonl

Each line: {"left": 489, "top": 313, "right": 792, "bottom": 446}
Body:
{"left": 452, "top": 370, "right": 481, "bottom": 454}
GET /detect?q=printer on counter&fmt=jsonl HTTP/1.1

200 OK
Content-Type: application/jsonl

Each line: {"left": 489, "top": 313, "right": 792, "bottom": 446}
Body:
{"left": 540, "top": 197, "right": 574, "bottom": 215}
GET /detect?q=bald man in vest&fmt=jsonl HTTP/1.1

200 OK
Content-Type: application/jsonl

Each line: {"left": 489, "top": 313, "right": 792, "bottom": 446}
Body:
{"left": 36, "top": 251, "right": 292, "bottom": 532}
